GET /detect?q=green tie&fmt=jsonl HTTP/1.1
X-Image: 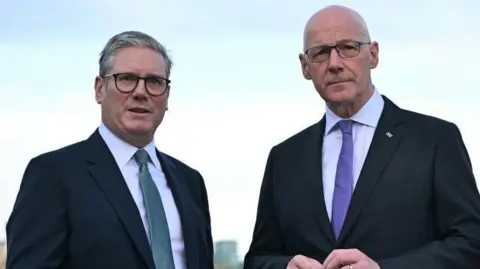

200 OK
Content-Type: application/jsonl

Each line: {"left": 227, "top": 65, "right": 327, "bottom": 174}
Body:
{"left": 134, "top": 149, "right": 175, "bottom": 269}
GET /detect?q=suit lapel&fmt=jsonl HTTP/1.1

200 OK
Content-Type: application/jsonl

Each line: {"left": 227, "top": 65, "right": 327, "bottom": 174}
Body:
{"left": 337, "top": 97, "right": 405, "bottom": 244}
{"left": 302, "top": 118, "right": 336, "bottom": 245}
{"left": 158, "top": 152, "right": 199, "bottom": 269}
{"left": 86, "top": 130, "right": 155, "bottom": 269}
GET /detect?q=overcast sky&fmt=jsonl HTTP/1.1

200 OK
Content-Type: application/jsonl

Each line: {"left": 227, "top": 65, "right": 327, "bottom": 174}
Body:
{"left": 1, "top": 0, "right": 479, "bottom": 256}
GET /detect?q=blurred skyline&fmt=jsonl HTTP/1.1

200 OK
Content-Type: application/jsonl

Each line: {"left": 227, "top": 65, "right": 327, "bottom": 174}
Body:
{"left": 1, "top": 0, "right": 479, "bottom": 256}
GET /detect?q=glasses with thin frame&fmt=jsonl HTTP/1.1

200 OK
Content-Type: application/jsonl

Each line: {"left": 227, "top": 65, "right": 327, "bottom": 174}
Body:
{"left": 305, "top": 40, "right": 371, "bottom": 63}
{"left": 102, "top": 73, "right": 171, "bottom": 96}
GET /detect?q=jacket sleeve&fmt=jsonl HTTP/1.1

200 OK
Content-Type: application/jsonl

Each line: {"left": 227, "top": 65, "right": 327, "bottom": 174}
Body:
{"left": 197, "top": 170, "right": 214, "bottom": 269}
{"left": 378, "top": 122, "right": 480, "bottom": 268}
{"left": 6, "top": 154, "right": 68, "bottom": 269}
{"left": 243, "top": 147, "right": 294, "bottom": 269}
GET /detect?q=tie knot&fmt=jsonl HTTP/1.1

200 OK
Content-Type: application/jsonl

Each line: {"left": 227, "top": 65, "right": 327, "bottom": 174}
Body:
{"left": 337, "top": 120, "right": 353, "bottom": 134}
{"left": 134, "top": 149, "right": 149, "bottom": 165}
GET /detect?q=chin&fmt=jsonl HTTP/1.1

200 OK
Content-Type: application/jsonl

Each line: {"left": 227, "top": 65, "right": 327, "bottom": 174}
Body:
{"left": 323, "top": 92, "right": 355, "bottom": 105}
{"left": 123, "top": 122, "right": 154, "bottom": 135}
{"left": 321, "top": 84, "right": 355, "bottom": 102}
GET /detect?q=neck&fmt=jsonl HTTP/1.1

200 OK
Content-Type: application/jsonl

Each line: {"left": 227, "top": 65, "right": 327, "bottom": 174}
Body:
{"left": 122, "top": 133, "right": 152, "bottom": 149}
{"left": 328, "top": 85, "right": 374, "bottom": 118}
{"left": 102, "top": 121, "right": 154, "bottom": 149}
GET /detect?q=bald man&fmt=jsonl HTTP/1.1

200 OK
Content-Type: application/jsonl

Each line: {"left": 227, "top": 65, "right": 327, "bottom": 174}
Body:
{"left": 243, "top": 5, "right": 480, "bottom": 269}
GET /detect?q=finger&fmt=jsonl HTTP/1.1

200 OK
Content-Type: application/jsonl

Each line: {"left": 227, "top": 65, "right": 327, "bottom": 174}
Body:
{"left": 323, "top": 249, "right": 349, "bottom": 266}
{"left": 308, "top": 258, "right": 323, "bottom": 269}
{"left": 323, "top": 249, "right": 362, "bottom": 268}
{"left": 289, "top": 255, "right": 315, "bottom": 269}
{"left": 340, "top": 260, "right": 364, "bottom": 269}
{"left": 323, "top": 249, "right": 339, "bottom": 266}
{"left": 324, "top": 254, "right": 358, "bottom": 269}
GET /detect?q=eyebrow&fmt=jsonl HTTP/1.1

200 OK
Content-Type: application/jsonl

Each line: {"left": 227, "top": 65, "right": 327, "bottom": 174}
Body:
{"left": 116, "top": 71, "right": 166, "bottom": 77}
{"left": 316, "top": 38, "right": 359, "bottom": 46}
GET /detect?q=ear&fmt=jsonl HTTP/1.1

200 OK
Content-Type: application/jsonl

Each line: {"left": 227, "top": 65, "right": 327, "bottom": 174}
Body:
{"left": 299, "top": 53, "right": 311, "bottom": 80}
{"left": 369, "top": 41, "right": 379, "bottom": 69}
{"left": 165, "top": 85, "right": 171, "bottom": 110}
{"left": 94, "top": 76, "right": 105, "bottom": 104}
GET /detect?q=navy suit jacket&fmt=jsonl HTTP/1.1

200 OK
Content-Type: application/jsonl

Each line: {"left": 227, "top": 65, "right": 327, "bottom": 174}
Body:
{"left": 6, "top": 130, "right": 214, "bottom": 269}
{"left": 244, "top": 97, "right": 480, "bottom": 269}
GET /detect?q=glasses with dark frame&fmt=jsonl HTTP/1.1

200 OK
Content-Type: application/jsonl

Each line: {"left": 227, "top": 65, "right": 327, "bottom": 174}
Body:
{"left": 102, "top": 73, "right": 171, "bottom": 96}
{"left": 304, "top": 40, "right": 371, "bottom": 63}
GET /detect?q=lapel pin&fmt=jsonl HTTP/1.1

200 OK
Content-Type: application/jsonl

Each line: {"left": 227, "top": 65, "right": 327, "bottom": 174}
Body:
{"left": 386, "top": 132, "right": 393, "bottom": 138}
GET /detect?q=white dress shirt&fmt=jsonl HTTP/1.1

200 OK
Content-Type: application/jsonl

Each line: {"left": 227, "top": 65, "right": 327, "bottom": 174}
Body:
{"left": 322, "top": 88, "right": 385, "bottom": 220}
{"left": 99, "top": 124, "right": 186, "bottom": 269}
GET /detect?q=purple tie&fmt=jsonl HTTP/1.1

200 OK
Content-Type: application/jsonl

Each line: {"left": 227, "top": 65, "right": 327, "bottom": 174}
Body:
{"left": 332, "top": 120, "right": 354, "bottom": 239}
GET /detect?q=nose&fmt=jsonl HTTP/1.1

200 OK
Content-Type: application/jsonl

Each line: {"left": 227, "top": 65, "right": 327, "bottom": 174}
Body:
{"left": 327, "top": 49, "right": 344, "bottom": 73}
{"left": 132, "top": 78, "right": 148, "bottom": 100}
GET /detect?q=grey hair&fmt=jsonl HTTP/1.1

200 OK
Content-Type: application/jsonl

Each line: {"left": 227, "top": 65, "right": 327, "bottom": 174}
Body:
{"left": 98, "top": 31, "right": 173, "bottom": 78}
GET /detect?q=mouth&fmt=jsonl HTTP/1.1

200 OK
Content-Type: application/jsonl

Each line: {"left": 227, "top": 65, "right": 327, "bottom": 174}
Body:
{"left": 328, "top": 80, "right": 350, "bottom": 86}
{"left": 128, "top": 107, "right": 151, "bottom": 114}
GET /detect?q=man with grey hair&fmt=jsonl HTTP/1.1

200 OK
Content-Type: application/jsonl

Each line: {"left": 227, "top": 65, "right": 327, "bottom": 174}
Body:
{"left": 6, "top": 31, "right": 214, "bottom": 269}
{"left": 244, "top": 5, "right": 480, "bottom": 269}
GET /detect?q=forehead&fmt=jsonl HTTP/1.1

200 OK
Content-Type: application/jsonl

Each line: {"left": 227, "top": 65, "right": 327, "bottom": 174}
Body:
{"left": 305, "top": 11, "right": 364, "bottom": 47}
{"left": 112, "top": 46, "right": 166, "bottom": 76}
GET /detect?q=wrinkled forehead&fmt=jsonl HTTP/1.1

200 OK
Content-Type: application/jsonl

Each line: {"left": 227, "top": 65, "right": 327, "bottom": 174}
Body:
{"left": 113, "top": 47, "right": 166, "bottom": 76}
{"left": 304, "top": 12, "right": 368, "bottom": 49}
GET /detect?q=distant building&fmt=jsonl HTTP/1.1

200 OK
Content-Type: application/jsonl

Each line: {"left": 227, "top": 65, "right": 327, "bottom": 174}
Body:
{"left": 214, "top": 240, "right": 241, "bottom": 269}
{"left": 0, "top": 240, "right": 6, "bottom": 269}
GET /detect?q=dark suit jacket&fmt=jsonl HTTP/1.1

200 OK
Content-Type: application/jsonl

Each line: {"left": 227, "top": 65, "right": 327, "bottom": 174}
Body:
{"left": 244, "top": 96, "right": 480, "bottom": 269}
{"left": 6, "top": 130, "right": 214, "bottom": 269}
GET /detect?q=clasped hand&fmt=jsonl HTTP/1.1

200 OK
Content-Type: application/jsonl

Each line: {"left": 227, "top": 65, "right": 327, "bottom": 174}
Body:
{"left": 286, "top": 249, "right": 380, "bottom": 269}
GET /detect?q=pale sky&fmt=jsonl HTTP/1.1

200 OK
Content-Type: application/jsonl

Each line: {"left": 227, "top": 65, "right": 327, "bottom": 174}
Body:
{"left": 1, "top": 0, "right": 479, "bottom": 258}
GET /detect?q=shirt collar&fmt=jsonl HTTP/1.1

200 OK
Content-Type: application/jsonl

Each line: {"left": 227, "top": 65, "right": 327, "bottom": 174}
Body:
{"left": 98, "top": 123, "right": 161, "bottom": 169}
{"left": 325, "top": 86, "right": 385, "bottom": 135}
